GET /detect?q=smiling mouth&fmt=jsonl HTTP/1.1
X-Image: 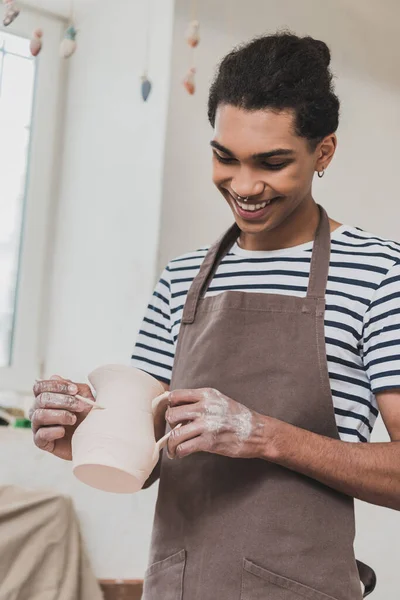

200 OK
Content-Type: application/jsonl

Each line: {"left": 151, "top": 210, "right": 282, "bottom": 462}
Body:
{"left": 235, "top": 198, "right": 272, "bottom": 212}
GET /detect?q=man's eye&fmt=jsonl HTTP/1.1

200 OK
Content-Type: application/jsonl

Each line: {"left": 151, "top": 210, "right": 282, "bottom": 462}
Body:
{"left": 261, "top": 162, "right": 288, "bottom": 170}
{"left": 214, "top": 153, "right": 235, "bottom": 164}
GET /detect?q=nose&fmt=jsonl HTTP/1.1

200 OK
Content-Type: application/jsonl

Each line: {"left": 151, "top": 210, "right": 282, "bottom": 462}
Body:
{"left": 231, "top": 171, "right": 265, "bottom": 198}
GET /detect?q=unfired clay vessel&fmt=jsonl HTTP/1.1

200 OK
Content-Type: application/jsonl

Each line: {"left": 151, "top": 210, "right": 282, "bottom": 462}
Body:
{"left": 72, "top": 365, "right": 170, "bottom": 493}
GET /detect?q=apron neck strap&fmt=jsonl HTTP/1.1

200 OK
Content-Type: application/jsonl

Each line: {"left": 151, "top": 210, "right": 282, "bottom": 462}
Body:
{"left": 306, "top": 204, "right": 331, "bottom": 299}
{"left": 182, "top": 204, "right": 331, "bottom": 324}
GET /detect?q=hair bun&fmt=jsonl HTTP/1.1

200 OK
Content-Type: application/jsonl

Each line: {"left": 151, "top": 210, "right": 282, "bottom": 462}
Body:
{"left": 308, "top": 38, "right": 331, "bottom": 67}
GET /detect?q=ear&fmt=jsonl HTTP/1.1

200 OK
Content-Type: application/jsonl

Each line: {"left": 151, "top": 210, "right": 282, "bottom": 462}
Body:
{"left": 315, "top": 134, "right": 337, "bottom": 172}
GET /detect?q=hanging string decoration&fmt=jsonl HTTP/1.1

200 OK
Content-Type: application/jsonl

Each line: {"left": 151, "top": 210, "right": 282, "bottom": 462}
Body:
{"left": 140, "top": 0, "right": 154, "bottom": 102}
{"left": 60, "top": 25, "right": 78, "bottom": 58}
{"left": 60, "top": 0, "right": 78, "bottom": 59}
{"left": 30, "top": 28, "right": 43, "bottom": 57}
{"left": 183, "top": 67, "right": 196, "bottom": 95}
{"left": 183, "top": 0, "right": 200, "bottom": 95}
{"left": 3, "top": 0, "right": 19, "bottom": 27}
{"left": 185, "top": 20, "right": 200, "bottom": 48}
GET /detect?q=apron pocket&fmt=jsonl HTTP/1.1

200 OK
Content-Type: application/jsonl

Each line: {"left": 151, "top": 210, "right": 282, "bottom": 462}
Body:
{"left": 143, "top": 550, "right": 186, "bottom": 600}
{"left": 241, "top": 559, "right": 339, "bottom": 600}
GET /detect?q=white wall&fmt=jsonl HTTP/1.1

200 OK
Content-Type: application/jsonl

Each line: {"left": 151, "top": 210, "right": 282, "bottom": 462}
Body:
{"left": 158, "top": 1, "right": 400, "bottom": 597}
{"left": 8, "top": 0, "right": 399, "bottom": 589}
{"left": 41, "top": 0, "right": 175, "bottom": 579}
{"left": 158, "top": 0, "right": 400, "bottom": 268}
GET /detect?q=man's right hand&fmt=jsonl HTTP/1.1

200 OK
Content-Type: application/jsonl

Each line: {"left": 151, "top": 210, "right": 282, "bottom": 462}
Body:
{"left": 31, "top": 375, "right": 95, "bottom": 461}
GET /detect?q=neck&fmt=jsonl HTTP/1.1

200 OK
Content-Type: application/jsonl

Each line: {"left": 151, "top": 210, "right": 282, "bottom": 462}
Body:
{"left": 238, "top": 198, "right": 325, "bottom": 252}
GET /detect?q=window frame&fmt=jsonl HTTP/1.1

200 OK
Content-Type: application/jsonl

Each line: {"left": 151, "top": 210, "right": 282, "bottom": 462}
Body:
{"left": 0, "top": 9, "right": 66, "bottom": 392}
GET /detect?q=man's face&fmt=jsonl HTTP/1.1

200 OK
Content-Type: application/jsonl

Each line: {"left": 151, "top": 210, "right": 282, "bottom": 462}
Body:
{"left": 211, "top": 105, "right": 321, "bottom": 237}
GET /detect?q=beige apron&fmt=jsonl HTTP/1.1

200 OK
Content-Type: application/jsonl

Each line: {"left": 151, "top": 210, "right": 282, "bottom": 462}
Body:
{"left": 143, "top": 205, "right": 376, "bottom": 599}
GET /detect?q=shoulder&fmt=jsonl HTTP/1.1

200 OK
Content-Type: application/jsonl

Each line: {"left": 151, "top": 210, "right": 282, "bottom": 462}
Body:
{"left": 164, "top": 246, "right": 211, "bottom": 277}
{"left": 334, "top": 225, "right": 400, "bottom": 273}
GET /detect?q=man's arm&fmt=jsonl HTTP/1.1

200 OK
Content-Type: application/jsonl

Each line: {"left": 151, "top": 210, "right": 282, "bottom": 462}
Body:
{"left": 262, "top": 389, "right": 400, "bottom": 511}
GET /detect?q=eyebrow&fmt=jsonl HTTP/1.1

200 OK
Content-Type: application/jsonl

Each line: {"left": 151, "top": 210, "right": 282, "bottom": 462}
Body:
{"left": 210, "top": 140, "right": 295, "bottom": 160}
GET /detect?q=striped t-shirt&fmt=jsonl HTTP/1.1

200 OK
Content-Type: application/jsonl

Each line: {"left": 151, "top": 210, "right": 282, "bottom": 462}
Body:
{"left": 131, "top": 224, "right": 400, "bottom": 443}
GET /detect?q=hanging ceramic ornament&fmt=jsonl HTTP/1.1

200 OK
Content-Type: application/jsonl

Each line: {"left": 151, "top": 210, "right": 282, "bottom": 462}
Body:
{"left": 140, "top": 0, "right": 154, "bottom": 102}
{"left": 185, "top": 20, "right": 200, "bottom": 48}
{"left": 60, "top": 24, "right": 78, "bottom": 59}
{"left": 183, "top": 66, "right": 196, "bottom": 95}
{"left": 3, "top": 0, "right": 20, "bottom": 27}
{"left": 141, "top": 74, "right": 152, "bottom": 102}
{"left": 30, "top": 28, "right": 43, "bottom": 57}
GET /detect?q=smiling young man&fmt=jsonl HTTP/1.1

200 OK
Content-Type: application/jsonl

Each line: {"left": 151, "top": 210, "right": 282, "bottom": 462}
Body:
{"left": 32, "top": 33, "right": 400, "bottom": 599}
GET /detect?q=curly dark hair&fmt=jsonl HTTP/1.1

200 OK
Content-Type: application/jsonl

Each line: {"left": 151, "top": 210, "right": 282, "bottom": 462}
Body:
{"left": 208, "top": 31, "right": 340, "bottom": 150}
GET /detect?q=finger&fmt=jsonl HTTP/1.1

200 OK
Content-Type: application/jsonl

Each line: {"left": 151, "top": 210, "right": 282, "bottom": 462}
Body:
{"left": 34, "top": 426, "right": 66, "bottom": 452}
{"left": 168, "top": 389, "right": 206, "bottom": 407}
{"left": 166, "top": 405, "right": 201, "bottom": 428}
{"left": 167, "top": 421, "right": 203, "bottom": 459}
{"left": 34, "top": 392, "right": 86, "bottom": 413}
{"left": 174, "top": 436, "right": 205, "bottom": 459}
{"left": 31, "top": 409, "right": 77, "bottom": 433}
{"left": 34, "top": 379, "right": 74, "bottom": 397}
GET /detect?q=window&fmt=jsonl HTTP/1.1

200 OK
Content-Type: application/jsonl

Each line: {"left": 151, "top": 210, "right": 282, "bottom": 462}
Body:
{"left": 0, "top": 11, "right": 64, "bottom": 391}
{"left": 0, "top": 32, "right": 36, "bottom": 368}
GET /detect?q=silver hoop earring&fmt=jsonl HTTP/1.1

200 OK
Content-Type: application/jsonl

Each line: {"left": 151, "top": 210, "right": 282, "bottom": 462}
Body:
{"left": 317, "top": 170, "right": 325, "bottom": 179}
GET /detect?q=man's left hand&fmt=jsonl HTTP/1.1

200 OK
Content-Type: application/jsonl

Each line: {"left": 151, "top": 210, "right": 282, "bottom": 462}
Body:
{"left": 166, "top": 388, "right": 269, "bottom": 459}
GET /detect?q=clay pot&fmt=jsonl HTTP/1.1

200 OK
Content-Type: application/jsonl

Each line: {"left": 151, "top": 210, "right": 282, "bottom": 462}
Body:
{"left": 72, "top": 365, "right": 170, "bottom": 493}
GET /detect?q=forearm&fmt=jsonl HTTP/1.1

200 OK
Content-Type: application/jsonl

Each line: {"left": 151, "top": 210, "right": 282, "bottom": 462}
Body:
{"left": 261, "top": 416, "right": 400, "bottom": 511}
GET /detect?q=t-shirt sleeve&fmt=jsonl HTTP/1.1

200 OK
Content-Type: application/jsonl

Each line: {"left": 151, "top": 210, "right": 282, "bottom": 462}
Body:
{"left": 362, "top": 260, "right": 400, "bottom": 394}
{"left": 131, "top": 266, "right": 175, "bottom": 385}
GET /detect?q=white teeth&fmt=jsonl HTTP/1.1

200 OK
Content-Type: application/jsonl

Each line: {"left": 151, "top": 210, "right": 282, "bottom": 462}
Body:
{"left": 236, "top": 199, "right": 271, "bottom": 211}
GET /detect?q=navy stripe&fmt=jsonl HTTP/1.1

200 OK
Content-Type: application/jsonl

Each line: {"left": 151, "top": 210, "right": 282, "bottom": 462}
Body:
{"left": 337, "top": 426, "right": 368, "bottom": 442}
{"left": 169, "top": 252, "right": 207, "bottom": 265}
{"left": 153, "top": 291, "right": 169, "bottom": 306}
{"left": 131, "top": 354, "right": 172, "bottom": 372}
{"left": 327, "top": 354, "right": 364, "bottom": 371}
{"left": 325, "top": 289, "right": 370, "bottom": 307}
{"left": 325, "top": 320, "right": 361, "bottom": 341}
{"left": 373, "top": 384, "right": 400, "bottom": 393}
{"left": 329, "top": 248, "right": 400, "bottom": 261}
{"left": 325, "top": 337, "right": 360, "bottom": 356}
{"left": 363, "top": 323, "right": 400, "bottom": 347}
{"left": 364, "top": 354, "right": 400, "bottom": 370}
{"left": 369, "top": 369, "right": 400, "bottom": 381}
{"left": 363, "top": 337, "right": 400, "bottom": 359}
{"left": 138, "top": 329, "right": 174, "bottom": 346}
{"left": 342, "top": 231, "right": 400, "bottom": 254}
{"left": 159, "top": 277, "right": 170, "bottom": 291}
{"left": 366, "top": 307, "right": 400, "bottom": 328}
{"left": 148, "top": 304, "right": 170, "bottom": 321}
{"left": 327, "top": 275, "right": 378, "bottom": 291}
{"left": 367, "top": 291, "right": 400, "bottom": 313}
{"left": 379, "top": 273, "right": 400, "bottom": 289}
{"left": 334, "top": 407, "right": 372, "bottom": 431}
{"left": 330, "top": 372, "right": 370, "bottom": 390}
{"left": 171, "top": 303, "right": 185, "bottom": 316}
{"left": 325, "top": 304, "right": 363, "bottom": 323}
{"left": 135, "top": 342, "right": 174, "bottom": 360}
{"left": 331, "top": 388, "right": 379, "bottom": 416}
{"left": 143, "top": 316, "right": 170, "bottom": 333}
{"left": 329, "top": 261, "right": 387, "bottom": 274}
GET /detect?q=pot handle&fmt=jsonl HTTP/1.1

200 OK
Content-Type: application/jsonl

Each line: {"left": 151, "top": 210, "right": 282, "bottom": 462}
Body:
{"left": 151, "top": 390, "right": 182, "bottom": 460}
{"left": 151, "top": 390, "right": 170, "bottom": 415}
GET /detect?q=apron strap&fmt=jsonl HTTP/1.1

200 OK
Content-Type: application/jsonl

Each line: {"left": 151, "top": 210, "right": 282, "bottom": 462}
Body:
{"left": 306, "top": 204, "right": 331, "bottom": 300}
{"left": 182, "top": 204, "right": 331, "bottom": 325}
{"left": 182, "top": 223, "right": 240, "bottom": 324}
